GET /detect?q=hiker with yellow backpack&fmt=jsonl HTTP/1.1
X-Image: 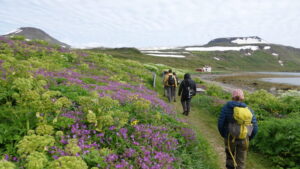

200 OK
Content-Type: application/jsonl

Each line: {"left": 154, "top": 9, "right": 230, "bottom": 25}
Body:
{"left": 218, "top": 89, "right": 258, "bottom": 169}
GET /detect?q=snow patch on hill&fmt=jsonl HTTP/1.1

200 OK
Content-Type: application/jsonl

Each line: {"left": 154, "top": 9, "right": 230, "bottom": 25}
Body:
{"left": 272, "top": 53, "right": 279, "bottom": 56}
{"left": 5, "top": 28, "right": 22, "bottom": 35}
{"left": 264, "top": 46, "right": 271, "bottom": 50}
{"left": 214, "top": 57, "right": 220, "bottom": 61}
{"left": 139, "top": 46, "right": 180, "bottom": 50}
{"left": 185, "top": 46, "right": 259, "bottom": 51}
{"left": 231, "top": 37, "right": 267, "bottom": 44}
{"left": 146, "top": 54, "right": 185, "bottom": 58}
{"left": 142, "top": 51, "right": 189, "bottom": 54}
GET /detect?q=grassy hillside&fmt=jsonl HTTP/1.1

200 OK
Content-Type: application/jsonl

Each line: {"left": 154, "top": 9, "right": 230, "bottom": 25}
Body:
{"left": 0, "top": 36, "right": 217, "bottom": 168}
{"left": 88, "top": 45, "right": 300, "bottom": 72}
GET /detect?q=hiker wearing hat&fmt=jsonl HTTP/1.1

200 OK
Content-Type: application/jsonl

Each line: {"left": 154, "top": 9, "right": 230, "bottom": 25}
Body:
{"left": 164, "top": 69, "right": 178, "bottom": 102}
{"left": 218, "top": 89, "right": 258, "bottom": 169}
{"left": 178, "top": 73, "right": 196, "bottom": 116}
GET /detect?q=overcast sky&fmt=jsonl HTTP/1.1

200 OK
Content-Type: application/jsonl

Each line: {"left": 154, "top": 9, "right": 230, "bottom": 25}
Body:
{"left": 1, "top": 0, "right": 300, "bottom": 48}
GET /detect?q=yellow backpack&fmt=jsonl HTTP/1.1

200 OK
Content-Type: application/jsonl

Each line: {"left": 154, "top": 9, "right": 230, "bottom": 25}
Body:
{"left": 229, "top": 107, "right": 253, "bottom": 139}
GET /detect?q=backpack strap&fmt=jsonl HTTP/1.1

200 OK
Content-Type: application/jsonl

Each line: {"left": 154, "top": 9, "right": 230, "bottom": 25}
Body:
{"left": 228, "top": 134, "right": 238, "bottom": 168}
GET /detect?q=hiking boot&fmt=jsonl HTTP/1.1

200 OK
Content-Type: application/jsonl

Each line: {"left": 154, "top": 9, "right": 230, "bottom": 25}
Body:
{"left": 182, "top": 111, "right": 186, "bottom": 115}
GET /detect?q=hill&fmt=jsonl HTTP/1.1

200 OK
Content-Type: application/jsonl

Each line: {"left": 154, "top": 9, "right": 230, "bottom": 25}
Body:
{"left": 0, "top": 36, "right": 217, "bottom": 168}
{"left": 90, "top": 37, "right": 300, "bottom": 72}
{"left": 3, "top": 27, "right": 70, "bottom": 48}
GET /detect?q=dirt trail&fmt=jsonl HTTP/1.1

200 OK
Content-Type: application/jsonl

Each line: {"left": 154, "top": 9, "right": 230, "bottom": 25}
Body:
{"left": 172, "top": 102, "right": 226, "bottom": 169}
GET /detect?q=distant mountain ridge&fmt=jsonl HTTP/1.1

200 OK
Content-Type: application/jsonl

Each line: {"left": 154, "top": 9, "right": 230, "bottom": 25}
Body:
{"left": 3, "top": 27, "right": 70, "bottom": 48}
{"left": 206, "top": 36, "right": 268, "bottom": 46}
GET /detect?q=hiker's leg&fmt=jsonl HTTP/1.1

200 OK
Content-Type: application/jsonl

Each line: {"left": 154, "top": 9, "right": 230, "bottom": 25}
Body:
{"left": 181, "top": 99, "right": 187, "bottom": 114}
{"left": 186, "top": 99, "right": 191, "bottom": 115}
{"left": 224, "top": 138, "right": 236, "bottom": 169}
{"left": 164, "top": 86, "right": 167, "bottom": 97}
{"left": 173, "top": 87, "right": 176, "bottom": 101}
{"left": 167, "top": 86, "right": 171, "bottom": 102}
{"left": 235, "top": 139, "right": 248, "bottom": 169}
{"left": 171, "top": 86, "right": 176, "bottom": 101}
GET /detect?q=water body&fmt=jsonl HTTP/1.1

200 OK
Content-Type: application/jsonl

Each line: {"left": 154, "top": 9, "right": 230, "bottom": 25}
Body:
{"left": 258, "top": 72, "right": 300, "bottom": 86}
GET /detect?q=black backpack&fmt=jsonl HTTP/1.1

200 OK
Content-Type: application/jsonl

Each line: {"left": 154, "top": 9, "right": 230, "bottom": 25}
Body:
{"left": 185, "top": 80, "right": 195, "bottom": 98}
{"left": 168, "top": 75, "right": 175, "bottom": 86}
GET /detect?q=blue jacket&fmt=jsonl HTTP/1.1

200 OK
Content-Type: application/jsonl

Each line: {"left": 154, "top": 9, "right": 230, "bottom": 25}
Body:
{"left": 218, "top": 101, "right": 258, "bottom": 140}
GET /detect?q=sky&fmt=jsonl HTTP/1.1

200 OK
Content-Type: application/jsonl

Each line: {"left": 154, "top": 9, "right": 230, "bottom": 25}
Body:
{"left": 0, "top": 0, "right": 300, "bottom": 48}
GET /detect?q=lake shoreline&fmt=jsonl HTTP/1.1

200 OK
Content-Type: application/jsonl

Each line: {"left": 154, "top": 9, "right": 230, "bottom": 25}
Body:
{"left": 197, "top": 72, "right": 300, "bottom": 94}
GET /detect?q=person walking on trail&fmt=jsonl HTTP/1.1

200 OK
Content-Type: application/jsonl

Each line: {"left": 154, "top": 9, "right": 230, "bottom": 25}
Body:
{"left": 162, "top": 71, "right": 168, "bottom": 97}
{"left": 164, "top": 69, "right": 177, "bottom": 102}
{"left": 178, "top": 73, "right": 196, "bottom": 116}
{"left": 218, "top": 89, "right": 258, "bottom": 169}
{"left": 173, "top": 72, "right": 179, "bottom": 101}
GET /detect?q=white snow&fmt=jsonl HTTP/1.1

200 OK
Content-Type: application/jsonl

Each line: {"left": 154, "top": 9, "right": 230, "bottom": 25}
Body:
{"left": 146, "top": 54, "right": 185, "bottom": 58}
{"left": 278, "top": 60, "right": 284, "bottom": 66}
{"left": 245, "top": 52, "right": 252, "bottom": 56}
{"left": 185, "top": 46, "right": 259, "bottom": 51}
{"left": 272, "top": 53, "right": 279, "bottom": 56}
{"left": 25, "top": 38, "right": 31, "bottom": 41}
{"left": 5, "top": 28, "right": 22, "bottom": 35}
{"left": 142, "top": 50, "right": 189, "bottom": 54}
{"left": 231, "top": 37, "right": 267, "bottom": 44}
{"left": 264, "top": 46, "right": 271, "bottom": 50}
{"left": 139, "top": 46, "right": 180, "bottom": 50}
{"left": 214, "top": 57, "right": 220, "bottom": 61}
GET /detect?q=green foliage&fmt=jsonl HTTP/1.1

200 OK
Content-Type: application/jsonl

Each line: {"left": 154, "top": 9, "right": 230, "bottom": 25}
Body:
{"left": 10, "top": 35, "right": 25, "bottom": 41}
{"left": 82, "top": 149, "right": 106, "bottom": 167}
{"left": 25, "top": 151, "right": 48, "bottom": 169}
{"left": 17, "top": 135, "right": 55, "bottom": 156}
{"left": 205, "top": 84, "right": 230, "bottom": 100}
{"left": 131, "top": 97, "right": 151, "bottom": 113}
{"left": 35, "top": 124, "right": 54, "bottom": 136}
{"left": 47, "top": 156, "right": 88, "bottom": 169}
{"left": 49, "top": 85, "right": 90, "bottom": 102}
{"left": 252, "top": 117, "right": 300, "bottom": 168}
{"left": 0, "top": 160, "right": 16, "bottom": 169}
{"left": 192, "top": 94, "right": 224, "bottom": 117}
{"left": 65, "top": 139, "right": 81, "bottom": 155}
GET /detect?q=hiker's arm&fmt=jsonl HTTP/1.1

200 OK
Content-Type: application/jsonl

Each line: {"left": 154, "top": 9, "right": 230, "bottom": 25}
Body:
{"left": 163, "top": 75, "right": 167, "bottom": 84}
{"left": 178, "top": 82, "right": 183, "bottom": 96}
{"left": 250, "top": 111, "right": 258, "bottom": 140}
{"left": 218, "top": 104, "right": 227, "bottom": 138}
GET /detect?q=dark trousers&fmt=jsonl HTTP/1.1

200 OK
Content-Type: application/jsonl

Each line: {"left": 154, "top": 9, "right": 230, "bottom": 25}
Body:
{"left": 167, "top": 86, "right": 176, "bottom": 102}
{"left": 181, "top": 99, "right": 191, "bottom": 115}
{"left": 164, "top": 86, "right": 167, "bottom": 97}
{"left": 224, "top": 136, "right": 248, "bottom": 169}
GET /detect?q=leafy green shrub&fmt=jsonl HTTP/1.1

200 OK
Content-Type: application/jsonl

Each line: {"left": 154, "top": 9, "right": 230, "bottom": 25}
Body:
{"left": 245, "top": 90, "right": 291, "bottom": 120}
{"left": 252, "top": 117, "right": 300, "bottom": 168}
{"left": 205, "top": 84, "right": 230, "bottom": 99}
{"left": 17, "top": 135, "right": 55, "bottom": 156}
{"left": 47, "top": 156, "right": 88, "bottom": 169}
{"left": 25, "top": 151, "right": 48, "bottom": 169}
{"left": 0, "top": 160, "right": 16, "bottom": 169}
{"left": 10, "top": 35, "right": 25, "bottom": 41}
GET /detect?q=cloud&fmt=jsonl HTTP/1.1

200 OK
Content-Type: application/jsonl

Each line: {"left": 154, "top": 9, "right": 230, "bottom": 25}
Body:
{"left": 0, "top": 0, "right": 300, "bottom": 47}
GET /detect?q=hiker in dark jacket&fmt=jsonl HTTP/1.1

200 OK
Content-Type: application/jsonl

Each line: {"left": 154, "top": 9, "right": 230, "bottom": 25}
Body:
{"left": 178, "top": 73, "right": 196, "bottom": 116}
{"left": 218, "top": 89, "right": 258, "bottom": 169}
{"left": 164, "top": 69, "right": 177, "bottom": 102}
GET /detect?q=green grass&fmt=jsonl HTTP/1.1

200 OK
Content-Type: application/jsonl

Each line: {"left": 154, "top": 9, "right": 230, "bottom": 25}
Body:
{"left": 86, "top": 46, "right": 300, "bottom": 72}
